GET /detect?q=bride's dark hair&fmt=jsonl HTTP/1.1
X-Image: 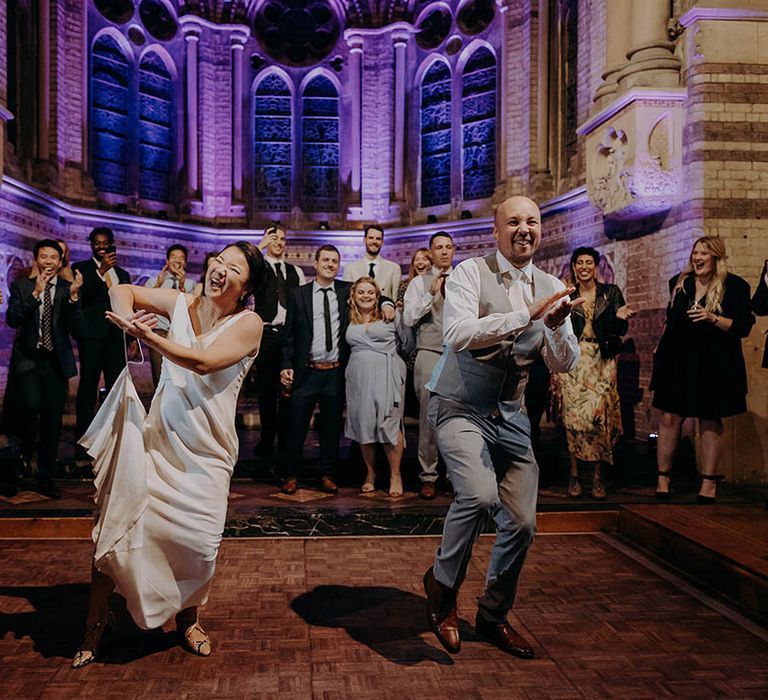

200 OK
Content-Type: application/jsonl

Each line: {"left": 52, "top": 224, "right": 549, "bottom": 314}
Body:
{"left": 222, "top": 241, "right": 267, "bottom": 308}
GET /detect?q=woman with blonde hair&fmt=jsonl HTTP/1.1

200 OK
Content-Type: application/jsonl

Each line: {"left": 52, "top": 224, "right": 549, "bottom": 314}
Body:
{"left": 651, "top": 235, "right": 754, "bottom": 502}
{"left": 345, "top": 277, "right": 414, "bottom": 497}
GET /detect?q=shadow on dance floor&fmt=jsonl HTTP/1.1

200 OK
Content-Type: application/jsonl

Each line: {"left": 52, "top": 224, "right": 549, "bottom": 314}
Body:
{"left": 0, "top": 583, "right": 177, "bottom": 663}
{"left": 291, "top": 584, "right": 481, "bottom": 666}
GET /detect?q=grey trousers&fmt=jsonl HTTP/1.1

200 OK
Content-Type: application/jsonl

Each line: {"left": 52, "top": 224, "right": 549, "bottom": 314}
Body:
{"left": 429, "top": 394, "right": 538, "bottom": 623}
{"left": 414, "top": 349, "right": 441, "bottom": 483}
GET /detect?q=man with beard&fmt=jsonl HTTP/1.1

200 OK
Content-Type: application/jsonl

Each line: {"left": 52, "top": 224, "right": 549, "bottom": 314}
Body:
{"left": 6, "top": 240, "right": 84, "bottom": 498}
{"left": 72, "top": 227, "right": 131, "bottom": 443}
{"left": 422, "top": 196, "right": 582, "bottom": 658}
{"left": 342, "top": 224, "right": 402, "bottom": 300}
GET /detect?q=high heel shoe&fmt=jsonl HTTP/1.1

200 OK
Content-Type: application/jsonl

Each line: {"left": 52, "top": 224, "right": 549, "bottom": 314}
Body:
{"left": 388, "top": 475, "right": 403, "bottom": 498}
{"left": 697, "top": 473, "right": 723, "bottom": 504}
{"left": 655, "top": 470, "right": 672, "bottom": 501}
{"left": 72, "top": 610, "right": 115, "bottom": 668}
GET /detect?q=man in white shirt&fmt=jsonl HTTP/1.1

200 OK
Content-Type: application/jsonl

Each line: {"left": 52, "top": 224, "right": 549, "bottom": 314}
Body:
{"left": 253, "top": 222, "right": 306, "bottom": 459}
{"left": 422, "top": 196, "right": 582, "bottom": 659}
{"left": 342, "top": 224, "right": 402, "bottom": 300}
{"left": 402, "top": 231, "right": 456, "bottom": 499}
{"left": 144, "top": 244, "right": 196, "bottom": 388}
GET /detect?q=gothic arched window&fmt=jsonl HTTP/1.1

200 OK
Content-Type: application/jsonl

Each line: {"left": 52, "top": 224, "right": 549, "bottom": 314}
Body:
{"left": 138, "top": 51, "right": 174, "bottom": 203}
{"left": 461, "top": 46, "right": 496, "bottom": 201}
{"left": 253, "top": 73, "right": 292, "bottom": 212}
{"left": 420, "top": 60, "right": 452, "bottom": 208}
{"left": 301, "top": 75, "right": 339, "bottom": 212}
{"left": 91, "top": 35, "right": 131, "bottom": 195}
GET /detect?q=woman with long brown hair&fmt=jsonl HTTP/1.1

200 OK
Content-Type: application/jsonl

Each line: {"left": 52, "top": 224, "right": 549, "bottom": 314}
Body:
{"left": 651, "top": 236, "right": 754, "bottom": 502}
{"left": 345, "top": 277, "right": 413, "bottom": 497}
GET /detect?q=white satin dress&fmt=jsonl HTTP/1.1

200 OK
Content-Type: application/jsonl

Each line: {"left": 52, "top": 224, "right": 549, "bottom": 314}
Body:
{"left": 80, "top": 293, "right": 255, "bottom": 629}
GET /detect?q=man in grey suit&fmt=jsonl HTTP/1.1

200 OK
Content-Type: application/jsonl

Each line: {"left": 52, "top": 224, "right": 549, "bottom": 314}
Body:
{"left": 342, "top": 224, "right": 402, "bottom": 300}
{"left": 422, "top": 196, "right": 582, "bottom": 658}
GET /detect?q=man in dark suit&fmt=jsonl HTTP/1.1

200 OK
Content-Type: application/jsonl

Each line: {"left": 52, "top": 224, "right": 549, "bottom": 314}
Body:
{"left": 253, "top": 222, "right": 306, "bottom": 459}
{"left": 72, "top": 227, "right": 131, "bottom": 443}
{"left": 6, "top": 240, "right": 85, "bottom": 498}
{"left": 279, "top": 244, "right": 394, "bottom": 494}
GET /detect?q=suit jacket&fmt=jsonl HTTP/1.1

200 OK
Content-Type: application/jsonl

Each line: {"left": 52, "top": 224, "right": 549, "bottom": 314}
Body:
{"left": 253, "top": 260, "right": 303, "bottom": 324}
{"left": 751, "top": 261, "right": 768, "bottom": 368}
{"left": 570, "top": 282, "right": 628, "bottom": 359}
{"left": 281, "top": 280, "right": 352, "bottom": 388}
{"left": 71, "top": 258, "right": 131, "bottom": 340}
{"left": 342, "top": 257, "right": 402, "bottom": 300}
{"left": 6, "top": 276, "right": 86, "bottom": 379}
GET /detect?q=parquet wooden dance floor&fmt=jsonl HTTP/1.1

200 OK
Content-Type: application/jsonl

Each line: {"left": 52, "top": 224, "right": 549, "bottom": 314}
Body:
{"left": 1, "top": 535, "right": 767, "bottom": 699}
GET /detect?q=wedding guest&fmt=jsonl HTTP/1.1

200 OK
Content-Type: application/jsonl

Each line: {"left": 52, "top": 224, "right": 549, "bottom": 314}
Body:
{"left": 144, "top": 245, "right": 196, "bottom": 387}
{"left": 6, "top": 240, "right": 84, "bottom": 499}
{"left": 73, "top": 242, "right": 266, "bottom": 667}
{"left": 651, "top": 236, "right": 754, "bottom": 503}
{"left": 397, "top": 248, "right": 433, "bottom": 307}
{"left": 343, "top": 224, "right": 402, "bottom": 300}
{"left": 402, "top": 232, "right": 455, "bottom": 499}
{"left": 252, "top": 222, "right": 306, "bottom": 459}
{"left": 72, "top": 227, "right": 131, "bottom": 442}
{"left": 345, "top": 277, "right": 414, "bottom": 497}
{"left": 560, "top": 247, "right": 633, "bottom": 500}
{"left": 752, "top": 258, "right": 768, "bottom": 368}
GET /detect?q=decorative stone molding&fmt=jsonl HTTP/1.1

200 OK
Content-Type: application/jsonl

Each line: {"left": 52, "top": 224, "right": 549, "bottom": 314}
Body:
{"left": 577, "top": 89, "right": 686, "bottom": 220}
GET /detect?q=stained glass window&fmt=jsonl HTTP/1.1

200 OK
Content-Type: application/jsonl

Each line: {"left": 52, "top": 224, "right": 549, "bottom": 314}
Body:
{"left": 138, "top": 51, "right": 173, "bottom": 202}
{"left": 254, "top": 74, "right": 293, "bottom": 211}
{"left": 420, "top": 60, "right": 452, "bottom": 208}
{"left": 91, "top": 35, "right": 131, "bottom": 195}
{"left": 461, "top": 47, "right": 496, "bottom": 201}
{"left": 301, "top": 75, "right": 339, "bottom": 212}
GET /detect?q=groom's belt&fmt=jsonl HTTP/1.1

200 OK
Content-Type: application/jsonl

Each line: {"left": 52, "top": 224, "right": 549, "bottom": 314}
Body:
{"left": 307, "top": 360, "right": 341, "bottom": 370}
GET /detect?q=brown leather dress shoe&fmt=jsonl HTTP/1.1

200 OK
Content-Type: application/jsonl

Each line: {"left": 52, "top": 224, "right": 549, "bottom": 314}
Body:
{"left": 423, "top": 567, "right": 460, "bottom": 653}
{"left": 419, "top": 482, "right": 436, "bottom": 500}
{"left": 319, "top": 475, "right": 338, "bottom": 494}
{"left": 281, "top": 477, "right": 298, "bottom": 495}
{"left": 475, "top": 615, "right": 534, "bottom": 659}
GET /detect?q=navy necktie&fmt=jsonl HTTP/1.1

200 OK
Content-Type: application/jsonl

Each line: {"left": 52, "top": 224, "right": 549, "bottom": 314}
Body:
{"left": 368, "top": 262, "right": 375, "bottom": 279}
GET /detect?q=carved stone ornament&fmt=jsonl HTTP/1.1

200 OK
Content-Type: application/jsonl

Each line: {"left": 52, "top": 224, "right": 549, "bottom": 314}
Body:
{"left": 579, "top": 89, "right": 686, "bottom": 220}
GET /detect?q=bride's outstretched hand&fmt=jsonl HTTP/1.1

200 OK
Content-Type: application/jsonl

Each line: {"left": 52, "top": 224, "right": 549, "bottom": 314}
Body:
{"left": 105, "top": 309, "right": 159, "bottom": 340}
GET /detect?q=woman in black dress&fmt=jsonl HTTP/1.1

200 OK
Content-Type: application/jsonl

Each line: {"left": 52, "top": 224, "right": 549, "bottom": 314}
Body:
{"left": 651, "top": 236, "right": 754, "bottom": 502}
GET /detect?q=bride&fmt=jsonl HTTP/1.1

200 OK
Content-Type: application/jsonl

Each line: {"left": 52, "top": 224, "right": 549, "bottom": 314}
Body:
{"left": 72, "top": 242, "right": 265, "bottom": 667}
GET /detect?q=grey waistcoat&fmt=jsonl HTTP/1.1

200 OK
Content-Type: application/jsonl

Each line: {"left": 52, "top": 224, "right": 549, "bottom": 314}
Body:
{"left": 428, "top": 253, "right": 560, "bottom": 416}
{"left": 415, "top": 270, "right": 446, "bottom": 353}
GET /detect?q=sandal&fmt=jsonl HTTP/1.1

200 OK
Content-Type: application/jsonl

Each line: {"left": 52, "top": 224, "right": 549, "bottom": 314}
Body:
{"left": 72, "top": 610, "right": 115, "bottom": 669}
{"left": 361, "top": 481, "right": 375, "bottom": 493}
{"left": 567, "top": 476, "right": 582, "bottom": 498}
{"left": 591, "top": 477, "right": 607, "bottom": 500}
{"left": 388, "top": 476, "right": 403, "bottom": 498}
{"left": 655, "top": 470, "right": 672, "bottom": 501}
{"left": 697, "top": 473, "right": 724, "bottom": 504}
{"left": 180, "top": 622, "right": 212, "bottom": 657}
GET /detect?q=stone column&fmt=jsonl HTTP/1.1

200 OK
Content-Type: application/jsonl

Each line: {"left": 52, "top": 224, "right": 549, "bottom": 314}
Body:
{"left": 535, "top": 0, "right": 548, "bottom": 173}
{"left": 230, "top": 30, "right": 248, "bottom": 202}
{"left": 38, "top": 0, "right": 50, "bottom": 162}
{"left": 392, "top": 30, "right": 408, "bottom": 200}
{"left": 347, "top": 34, "right": 363, "bottom": 197}
{"left": 593, "top": 0, "right": 631, "bottom": 107}
{"left": 617, "top": 0, "right": 680, "bottom": 91}
{"left": 183, "top": 23, "right": 201, "bottom": 195}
